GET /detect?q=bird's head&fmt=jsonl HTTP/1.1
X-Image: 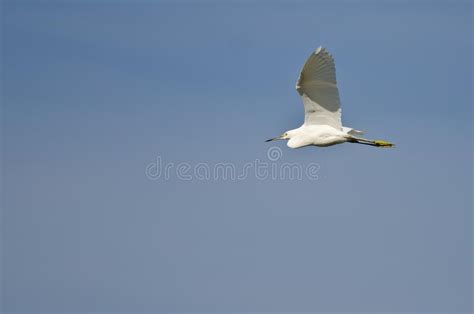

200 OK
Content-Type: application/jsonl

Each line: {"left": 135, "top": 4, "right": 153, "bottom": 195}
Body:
{"left": 265, "top": 131, "right": 291, "bottom": 142}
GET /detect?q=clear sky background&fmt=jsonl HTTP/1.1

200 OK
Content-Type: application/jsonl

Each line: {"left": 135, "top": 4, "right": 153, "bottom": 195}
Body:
{"left": 2, "top": 0, "right": 472, "bottom": 313}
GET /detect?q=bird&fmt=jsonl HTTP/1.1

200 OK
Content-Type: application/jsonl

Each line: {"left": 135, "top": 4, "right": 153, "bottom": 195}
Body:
{"left": 266, "top": 46, "right": 394, "bottom": 149}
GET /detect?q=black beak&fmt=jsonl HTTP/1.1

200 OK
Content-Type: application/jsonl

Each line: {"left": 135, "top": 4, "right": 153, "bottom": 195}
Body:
{"left": 265, "top": 137, "right": 279, "bottom": 142}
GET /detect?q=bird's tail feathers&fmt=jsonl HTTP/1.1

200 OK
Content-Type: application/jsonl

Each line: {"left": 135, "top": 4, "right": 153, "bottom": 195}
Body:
{"left": 342, "top": 127, "right": 365, "bottom": 135}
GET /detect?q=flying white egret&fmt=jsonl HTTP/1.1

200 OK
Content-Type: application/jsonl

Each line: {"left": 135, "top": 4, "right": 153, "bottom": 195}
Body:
{"left": 266, "top": 46, "right": 394, "bottom": 148}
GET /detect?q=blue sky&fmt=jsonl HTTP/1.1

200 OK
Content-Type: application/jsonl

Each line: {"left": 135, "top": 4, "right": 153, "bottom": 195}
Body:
{"left": 2, "top": 1, "right": 472, "bottom": 313}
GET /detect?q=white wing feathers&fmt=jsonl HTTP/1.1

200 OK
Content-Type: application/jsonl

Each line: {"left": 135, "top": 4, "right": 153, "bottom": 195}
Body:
{"left": 296, "top": 47, "right": 342, "bottom": 129}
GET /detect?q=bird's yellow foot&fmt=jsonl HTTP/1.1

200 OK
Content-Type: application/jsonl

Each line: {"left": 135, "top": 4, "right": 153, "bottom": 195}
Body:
{"left": 374, "top": 140, "right": 395, "bottom": 148}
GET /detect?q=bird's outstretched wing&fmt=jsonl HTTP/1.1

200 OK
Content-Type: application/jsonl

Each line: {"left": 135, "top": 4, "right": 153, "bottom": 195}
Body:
{"left": 296, "top": 47, "right": 342, "bottom": 129}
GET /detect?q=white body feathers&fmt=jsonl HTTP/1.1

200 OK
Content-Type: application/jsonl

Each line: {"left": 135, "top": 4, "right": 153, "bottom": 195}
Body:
{"left": 287, "top": 47, "right": 362, "bottom": 148}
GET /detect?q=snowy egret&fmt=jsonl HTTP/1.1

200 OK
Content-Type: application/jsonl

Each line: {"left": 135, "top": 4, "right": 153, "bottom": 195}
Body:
{"left": 266, "top": 46, "right": 394, "bottom": 149}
